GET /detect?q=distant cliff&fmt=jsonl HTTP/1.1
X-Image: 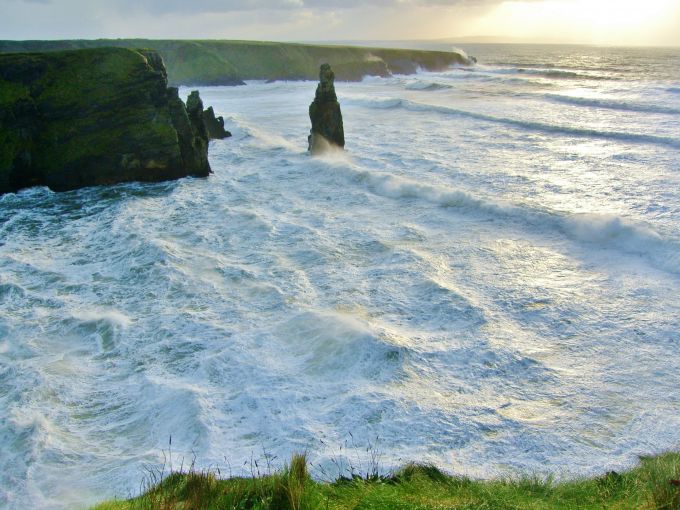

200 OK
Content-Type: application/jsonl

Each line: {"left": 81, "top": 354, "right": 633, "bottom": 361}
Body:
{"left": 0, "top": 40, "right": 472, "bottom": 86}
{"left": 0, "top": 47, "right": 218, "bottom": 194}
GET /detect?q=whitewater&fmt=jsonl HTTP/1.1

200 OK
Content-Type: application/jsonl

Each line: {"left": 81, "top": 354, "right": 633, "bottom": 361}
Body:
{"left": 1, "top": 44, "right": 680, "bottom": 509}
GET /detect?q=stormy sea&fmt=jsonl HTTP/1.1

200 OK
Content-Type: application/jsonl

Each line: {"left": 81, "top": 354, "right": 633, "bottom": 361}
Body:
{"left": 1, "top": 44, "right": 679, "bottom": 509}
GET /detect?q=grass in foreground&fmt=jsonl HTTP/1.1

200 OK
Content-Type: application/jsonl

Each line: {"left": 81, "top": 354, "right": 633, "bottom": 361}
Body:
{"left": 92, "top": 452, "right": 680, "bottom": 510}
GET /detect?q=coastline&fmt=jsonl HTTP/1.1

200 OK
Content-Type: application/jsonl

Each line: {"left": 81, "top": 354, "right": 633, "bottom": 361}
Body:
{"left": 0, "top": 39, "right": 472, "bottom": 86}
{"left": 1, "top": 43, "right": 679, "bottom": 510}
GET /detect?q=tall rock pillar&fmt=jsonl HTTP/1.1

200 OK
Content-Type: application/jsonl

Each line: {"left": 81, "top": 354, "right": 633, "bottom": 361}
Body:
{"left": 308, "top": 63, "right": 345, "bottom": 154}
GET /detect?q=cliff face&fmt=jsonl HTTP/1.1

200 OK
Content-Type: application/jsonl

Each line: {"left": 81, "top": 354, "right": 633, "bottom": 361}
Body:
{"left": 0, "top": 47, "right": 213, "bottom": 194}
{"left": 0, "top": 40, "right": 474, "bottom": 86}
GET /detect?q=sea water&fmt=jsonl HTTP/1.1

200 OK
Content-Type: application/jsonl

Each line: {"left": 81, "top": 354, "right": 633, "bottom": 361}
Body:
{"left": 1, "top": 44, "right": 679, "bottom": 509}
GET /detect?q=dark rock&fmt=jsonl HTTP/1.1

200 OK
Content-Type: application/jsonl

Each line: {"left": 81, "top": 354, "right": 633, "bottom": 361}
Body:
{"left": 185, "top": 89, "right": 210, "bottom": 171}
{"left": 202, "top": 106, "right": 231, "bottom": 140}
{"left": 138, "top": 49, "right": 167, "bottom": 80}
{"left": 332, "top": 59, "right": 390, "bottom": 82}
{"left": 185, "top": 90, "right": 231, "bottom": 140}
{"left": 384, "top": 58, "right": 418, "bottom": 75}
{"left": 186, "top": 89, "right": 204, "bottom": 120}
{"left": 308, "top": 63, "right": 344, "bottom": 154}
{"left": 0, "top": 48, "right": 216, "bottom": 194}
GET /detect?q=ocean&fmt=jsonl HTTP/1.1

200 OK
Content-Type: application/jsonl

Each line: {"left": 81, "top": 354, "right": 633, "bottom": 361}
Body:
{"left": 1, "top": 44, "right": 679, "bottom": 509}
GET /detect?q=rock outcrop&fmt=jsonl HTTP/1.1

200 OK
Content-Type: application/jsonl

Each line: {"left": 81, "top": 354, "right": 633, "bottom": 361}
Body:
{"left": 308, "top": 63, "right": 344, "bottom": 154}
{"left": 202, "top": 106, "right": 231, "bottom": 140}
{"left": 0, "top": 47, "right": 222, "bottom": 194}
{"left": 186, "top": 90, "right": 231, "bottom": 141}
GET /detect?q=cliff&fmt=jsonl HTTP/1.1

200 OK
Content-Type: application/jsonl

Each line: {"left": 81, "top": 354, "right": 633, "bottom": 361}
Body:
{"left": 0, "top": 47, "right": 217, "bottom": 194}
{"left": 0, "top": 40, "right": 473, "bottom": 86}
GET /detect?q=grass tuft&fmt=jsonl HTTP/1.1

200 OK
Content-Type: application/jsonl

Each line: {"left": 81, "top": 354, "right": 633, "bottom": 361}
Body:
{"left": 392, "top": 463, "right": 451, "bottom": 485}
{"left": 91, "top": 450, "right": 680, "bottom": 510}
{"left": 640, "top": 453, "right": 680, "bottom": 510}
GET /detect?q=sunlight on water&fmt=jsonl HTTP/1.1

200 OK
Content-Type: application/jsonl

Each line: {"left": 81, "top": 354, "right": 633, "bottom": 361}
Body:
{"left": 1, "top": 44, "right": 679, "bottom": 509}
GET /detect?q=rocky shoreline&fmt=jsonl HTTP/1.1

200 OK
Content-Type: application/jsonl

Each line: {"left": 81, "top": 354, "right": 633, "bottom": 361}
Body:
{"left": 0, "top": 42, "right": 466, "bottom": 194}
{"left": 0, "top": 39, "right": 473, "bottom": 86}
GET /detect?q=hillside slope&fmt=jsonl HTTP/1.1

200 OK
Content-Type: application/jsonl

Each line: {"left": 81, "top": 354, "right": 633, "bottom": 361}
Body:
{"left": 0, "top": 39, "right": 472, "bottom": 85}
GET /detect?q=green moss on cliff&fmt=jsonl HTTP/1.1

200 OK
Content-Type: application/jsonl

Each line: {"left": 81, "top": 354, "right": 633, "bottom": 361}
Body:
{"left": 0, "top": 131, "right": 22, "bottom": 186}
{"left": 0, "top": 47, "right": 211, "bottom": 193}
{"left": 0, "top": 78, "right": 27, "bottom": 105}
{"left": 0, "top": 39, "right": 471, "bottom": 85}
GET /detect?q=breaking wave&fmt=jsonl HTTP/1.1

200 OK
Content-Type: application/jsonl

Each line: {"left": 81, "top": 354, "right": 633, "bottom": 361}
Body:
{"left": 347, "top": 96, "right": 680, "bottom": 148}
{"left": 322, "top": 161, "right": 680, "bottom": 275}
{"left": 544, "top": 93, "right": 680, "bottom": 115}
{"left": 4, "top": 45, "right": 680, "bottom": 510}
{"left": 405, "top": 80, "right": 452, "bottom": 91}
{"left": 475, "top": 66, "right": 616, "bottom": 81}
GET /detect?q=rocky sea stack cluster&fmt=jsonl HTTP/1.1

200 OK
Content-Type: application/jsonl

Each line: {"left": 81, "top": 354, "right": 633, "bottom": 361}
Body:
{"left": 308, "top": 63, "right": 345, "bottom": 154}
{"left": 0, "top": 47, "right": 227, "bottom": 194}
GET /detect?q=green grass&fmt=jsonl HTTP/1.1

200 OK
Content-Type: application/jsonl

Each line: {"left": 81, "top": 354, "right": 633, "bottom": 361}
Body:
{"left": 91, "top": 451, "right": 680, "bottom": 509}
{"left": 0, "top": 39, "right": 471, "bottom": 85}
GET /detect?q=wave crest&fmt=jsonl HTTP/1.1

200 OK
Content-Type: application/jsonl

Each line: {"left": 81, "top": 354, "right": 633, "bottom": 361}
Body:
{"left": 545, "top": 93, "right": 680, "bottom": 115}
{"left": 405, "top": 80, "right": 452, "bottom": 91}
{"left": 326, "top": 162, "right": 680, "bottom": 275}
{"left": 347, "top": 96, "right": 680, "bottom": 149}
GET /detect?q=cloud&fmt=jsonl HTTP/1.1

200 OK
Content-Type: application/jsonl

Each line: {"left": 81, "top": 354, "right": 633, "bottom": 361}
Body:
{"left": 109, "top": 0, "right": 497, "bottom": 15}
{"left": 3, "top": 0, "right": 674, "bottom": 45}
{"left": 0, "top": 0, "right": 499, "bottom": 40}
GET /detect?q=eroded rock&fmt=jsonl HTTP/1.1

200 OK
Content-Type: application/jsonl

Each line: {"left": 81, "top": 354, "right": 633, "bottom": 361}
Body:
{"left": 308, "top": 63, "right": 344, "bottom": 154}
{"left": 203, "top": 106, "right": 231, "bottom": 140}
{"left": 0, "top": 48, "right": 219, "bottom": 194}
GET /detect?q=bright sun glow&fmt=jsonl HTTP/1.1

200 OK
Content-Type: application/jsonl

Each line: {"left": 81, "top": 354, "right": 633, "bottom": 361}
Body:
{"left": 468, "top": 0, "right": 680, "bottom": 45}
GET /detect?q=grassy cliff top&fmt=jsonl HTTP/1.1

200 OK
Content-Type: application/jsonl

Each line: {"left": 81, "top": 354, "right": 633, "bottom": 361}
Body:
{"left": 0, "top": 46, "right": 156, "bottom": 105}
{"left": 0, "top": 39, "right": 471, "bottom": 85}
{"left": 91, "top": 451, "right": 680, "bottom": 509}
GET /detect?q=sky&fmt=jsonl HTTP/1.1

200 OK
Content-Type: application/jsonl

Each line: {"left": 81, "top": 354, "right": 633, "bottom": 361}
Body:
{"left": 1, "top": 0, "right": 679, "bottom": 46}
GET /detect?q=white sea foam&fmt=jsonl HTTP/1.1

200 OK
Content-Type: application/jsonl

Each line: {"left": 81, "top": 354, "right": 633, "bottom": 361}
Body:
{"left": 495, "top": 67, "right": 615, "bottom": 81}
{"left": 321, "top": 160, "right": 680, "bottom": 274}
{"left": 2, "top": 45, "right": 680, "bottom": 510}
{"left": 405, "top": 80, "right": 452, "bottom": 91}
{"left": 544, "top": 93, "right": 680, "bottom": 115}
{"left": 345, "top": 96, "right": 680, "bottom": 148}
{"left": 70, "top": 309, "right": 132, "bottom": 329}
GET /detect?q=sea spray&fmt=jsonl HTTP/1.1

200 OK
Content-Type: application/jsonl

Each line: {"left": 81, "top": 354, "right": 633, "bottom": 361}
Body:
{"left": 2, "top": 45, "right": 680, "bottom": 510}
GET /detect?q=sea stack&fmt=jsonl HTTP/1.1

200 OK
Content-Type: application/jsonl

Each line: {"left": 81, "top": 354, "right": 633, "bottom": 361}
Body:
{"left": 202, "top": 106, "right": 232, "bottom": 140}
{"left": 308, "top": 63, "right": 345, "bottom": 154}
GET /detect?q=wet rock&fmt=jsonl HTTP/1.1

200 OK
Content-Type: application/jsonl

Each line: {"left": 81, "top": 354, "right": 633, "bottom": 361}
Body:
{"left": 186, "top": 90, "right": 230, "bottom": 140}
{"left": 0, "top": 48, "right": 217, "bottom": 194}
{"left": 202, "top": 106, "right": 231, "bottom": 140}
{"left": 308, "top": 63, "right": 344, "bottom": 154}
